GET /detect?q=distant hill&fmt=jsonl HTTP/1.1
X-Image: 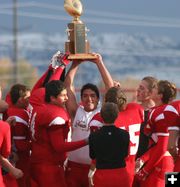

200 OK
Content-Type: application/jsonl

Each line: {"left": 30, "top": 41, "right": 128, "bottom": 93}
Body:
{"left": 0, "top": 32, "right": 180, "bottom": 89}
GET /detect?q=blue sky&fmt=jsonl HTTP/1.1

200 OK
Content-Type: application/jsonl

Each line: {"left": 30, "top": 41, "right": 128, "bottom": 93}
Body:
{"left": 1, "top": 0, "right": 180, "bottom": 41}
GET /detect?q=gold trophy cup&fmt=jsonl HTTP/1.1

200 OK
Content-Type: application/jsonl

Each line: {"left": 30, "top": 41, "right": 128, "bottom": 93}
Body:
{"left": 64, "top": 0, "right": 96, "bottom": 60}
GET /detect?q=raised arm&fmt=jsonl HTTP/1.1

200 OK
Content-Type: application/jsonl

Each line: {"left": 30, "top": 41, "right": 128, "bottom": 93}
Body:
{"left": 89, "top": 53, "right": 114, "bottom": 92}
{"left": 32, "top": 51, "right": 70, "bottom": 93}
{"left": 64, "top": 62, "right": 80, "bottom": 120}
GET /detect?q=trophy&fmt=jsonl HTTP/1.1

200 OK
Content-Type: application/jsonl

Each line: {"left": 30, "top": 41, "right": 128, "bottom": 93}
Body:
{"left": 64, "top": 0, "right": 96, "bottom": 60}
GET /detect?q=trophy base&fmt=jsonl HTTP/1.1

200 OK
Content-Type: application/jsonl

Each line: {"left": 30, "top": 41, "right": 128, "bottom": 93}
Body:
{"left": 68, "top": 53, "right": 97, "bottom": 60}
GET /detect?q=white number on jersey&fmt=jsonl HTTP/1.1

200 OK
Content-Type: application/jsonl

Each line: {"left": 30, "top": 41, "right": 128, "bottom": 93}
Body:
{"left": 120, "top": 123, "right": 140, "bottom": 155}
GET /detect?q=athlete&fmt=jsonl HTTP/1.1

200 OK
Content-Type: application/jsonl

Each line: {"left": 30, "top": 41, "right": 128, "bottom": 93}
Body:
{"left": 89, "top": 86, "right": 144, "bottom": 186}
{"left": 29, "top": 51, "right": 69, "bottom": 108}
{"left": 164, "top": 100, "right": 180, "bottom": 171}
{"left": 5, "top": 84, "right": 31, "bottom": 187}
{"left": 64, "top": 53, "right": 114, "bottom": 187}
{"left": 135, "top": 80, "right": 177, "bottom": 187}
{"left": 136, "top": 76, "right": 158, "bottom": 158}
{"left": 30, "top": 80, "right": 88, "bottom": 187}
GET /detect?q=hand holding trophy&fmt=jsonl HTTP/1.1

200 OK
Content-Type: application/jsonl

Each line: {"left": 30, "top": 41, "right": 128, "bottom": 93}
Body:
{"left": 64, "top": 0, "right": 96, "bottom": 60}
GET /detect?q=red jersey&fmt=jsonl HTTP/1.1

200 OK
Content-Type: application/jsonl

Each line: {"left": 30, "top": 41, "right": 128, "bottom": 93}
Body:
{"left": 30, "top": 103, "right": 86, "bottom": 166}
{"left": 89, "top": 102, "right": 144, "bottom": 184}
{"left": 164, "top": 100, "right": 180, "bottom": 171}
{"left": 0, "top": 121, "right": 11, "bottom": 187}
{"left": 6, "top": 106, "right": 32, "bottom": 187}
{"left": 115, "top": 103, "right": 143, "bottom": 181}
{"left": 7, "top": 107, "right": 30, "bottom": 158}
{"left": 164, "top": 100, "right": 180, "bottom": 132}
{"left": 30, "top": 103, "right": 70, "bottom": 165}
{"left": 0, "top": 121, "right": 11, "bottom": 157}
{"left": 141, "top": 104, "right": 173, "bottom": 173}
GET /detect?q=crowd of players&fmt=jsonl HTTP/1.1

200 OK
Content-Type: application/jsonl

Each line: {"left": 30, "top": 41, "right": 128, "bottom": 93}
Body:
{"left": 0, "top": 51, "right": 180, "bottom": 187}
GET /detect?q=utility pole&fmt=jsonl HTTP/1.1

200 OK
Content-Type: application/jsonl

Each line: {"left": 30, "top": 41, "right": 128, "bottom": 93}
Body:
{"left": 13, "top": 0, "right": 18, "bottom": 84}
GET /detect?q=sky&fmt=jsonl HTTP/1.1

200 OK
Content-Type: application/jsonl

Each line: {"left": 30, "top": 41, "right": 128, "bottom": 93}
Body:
{"left": 0, "top": 0, "right": 180, "bottom": 41}
{"left": 0, "top": 0, "right": 180, "bottom": 92}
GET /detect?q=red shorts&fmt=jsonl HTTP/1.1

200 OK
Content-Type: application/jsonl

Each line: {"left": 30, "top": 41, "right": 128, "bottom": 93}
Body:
{"left": 31, "top": 163, "right": 67, "bottom": 187}
{"left": 94, "top": 168, "right": 131, "bottom": 187}
{"left": 16, "top": 157, "right": 32, "bottom": 187}
{"left": 65, "top": 161, "right": 90, "bottom": 187}
{"left": 174, "top": 156, "right": 180, "bottom": 172}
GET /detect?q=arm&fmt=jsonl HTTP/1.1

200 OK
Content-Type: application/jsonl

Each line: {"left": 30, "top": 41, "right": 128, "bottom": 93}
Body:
{"left": 32, "top": 52, "right": 70, "bottom": 92}
{"left": 64, "top": 62, "right": 80, "bottom": 120}
{"left": 0, "top": 155, "right": 23, "bottom": 179}
{"left": 49, "top": 53, "right": 70, "bottom": 82}
{"left": 1, "top": 122, "right": 11, "bottom": 158}
{"left": 168, "top": 130, "right": 179, "bottom": 161}
{"left": 136, "top": 136, "right": 169, "bottom": 180}
{"left": 48, "top": 126, "right": 88, "bottom": 153}
{"left": 88, "top": 160, "right": 96, "bottom": 187}
{"left": 89, "top": 53, "right": 114, "bottom": 91}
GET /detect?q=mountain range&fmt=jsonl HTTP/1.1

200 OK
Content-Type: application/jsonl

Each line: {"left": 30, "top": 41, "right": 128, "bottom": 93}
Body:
{"left": 0, "top": 32, "right": 180, "bottom": 88}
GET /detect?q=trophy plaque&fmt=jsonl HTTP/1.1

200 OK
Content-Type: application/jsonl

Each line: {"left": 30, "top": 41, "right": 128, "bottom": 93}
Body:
{"left": 64, "top": 0, "right": 96, "bottom": 60}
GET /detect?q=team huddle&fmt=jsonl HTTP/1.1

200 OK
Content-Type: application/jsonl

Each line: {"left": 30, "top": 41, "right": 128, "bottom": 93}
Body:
{"left": 0, "top": 51, "right": 179, "bottom": 187}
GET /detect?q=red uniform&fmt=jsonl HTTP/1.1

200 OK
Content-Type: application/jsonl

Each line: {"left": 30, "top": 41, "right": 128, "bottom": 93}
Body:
{"left": 164, "top": 100, "right": 180, "bottom": 171}
{"left": 29, "top": 103, "right": 87, "bottom": 187}
{"left": 2, "top": 97, "right": 19, "bottom": 187}
{"left": 28, "top": 63, "right": 79, "bottom": 187}
{"left": 0, "top": 120, "right": 11, "bottom": 187}
{"left": 90, "top": 103, "right": 144, "bottom": 186}
{"left": 7, "top": 106, "right": 31, "bottom": 187}
{"left": 114, "top": 103, "right": 143, "bottom": 185}
{"left": 138, "top": 104, "right": 174, "bottom": 187}
{"left": 65, "top": 105, "right": 100, "bottom": 187}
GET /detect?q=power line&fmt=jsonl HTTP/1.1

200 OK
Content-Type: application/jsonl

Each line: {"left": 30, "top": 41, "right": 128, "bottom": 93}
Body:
{"left": 1, "top": 2, "right": 180, "bottom": 24}
{"left": 1, "top": 9, "right": 180, "bottom": 29}
{"left": 0, "top": 2, "right": 64, "bottom": 11}
{"left": 12, "top": 0, "right": 18, "bottom": 84}
{"left": 0, "top": 2, "right": 180, "bottom": 29}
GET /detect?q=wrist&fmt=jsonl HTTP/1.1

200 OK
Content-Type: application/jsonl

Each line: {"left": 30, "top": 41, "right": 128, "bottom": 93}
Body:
{"left": 136, "top": 168, "right": 149, "bottom": 181}
{"left": 135, "top": 158, "right": 145, "bottom": 173}
{"left": 88, "top": 168, "right": 96, "bottom": 178}
{"left": 96, "top": 60, "right": 103, "bottom": 66}
{"left": 84, "top": 137, "right": 89, "bottom": 144}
